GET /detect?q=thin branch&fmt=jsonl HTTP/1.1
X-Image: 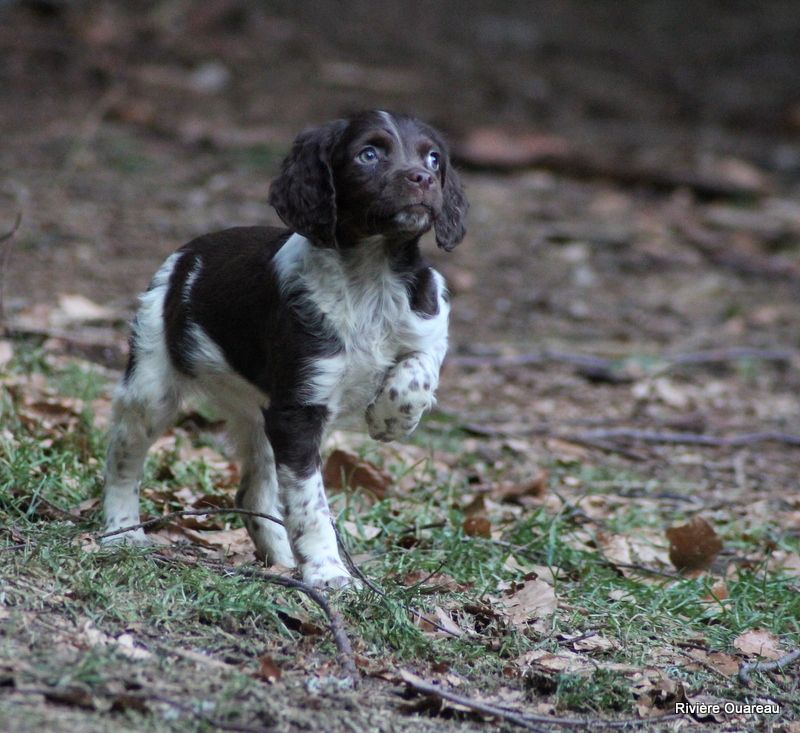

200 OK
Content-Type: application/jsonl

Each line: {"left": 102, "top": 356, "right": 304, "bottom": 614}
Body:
{"left": 96, "top": 507, "right": 285, "bottom": 542}
{"left": 565, "top": 428, "right": 800, "bottom": 448}
{"left": 738, "top": 649, "right": 800, "bottom": 686}
{"left": 333, "top": 524, "right": 464, "bottom": 640}
{"left": 0, "top": 211, "right": 22, "bottom": 324}
{"left": 400, "top": 671, "right": 683, "bottom": 729}
{"left": 6, "top": 687, "right": 274, "bottom": 733}
{"left": 447, "top": 346, "right": 797, "bottom": 373}
{"left": 226, "top": 565, "right": 359, "bottom": 682}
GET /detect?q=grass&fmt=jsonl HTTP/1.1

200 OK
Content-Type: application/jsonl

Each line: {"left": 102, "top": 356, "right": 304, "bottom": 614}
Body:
{"left": 1, "top": 343, "right": 799, "bottom": 731}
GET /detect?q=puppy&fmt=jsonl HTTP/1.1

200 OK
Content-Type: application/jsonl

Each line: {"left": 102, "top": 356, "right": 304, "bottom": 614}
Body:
{"left": 102, "top": 110, "right": 468, "bottom": 588}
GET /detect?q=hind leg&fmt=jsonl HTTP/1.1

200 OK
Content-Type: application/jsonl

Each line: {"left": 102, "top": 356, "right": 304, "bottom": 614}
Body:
{"left": 103, "top": 360, "right": 179, "bottom": 545}
{"left": 228, "top": 413, "right": 295, "bottom": 567}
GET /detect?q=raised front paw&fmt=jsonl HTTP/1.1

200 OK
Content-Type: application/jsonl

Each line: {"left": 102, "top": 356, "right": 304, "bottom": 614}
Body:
{"left": 366, "top": 356, "right": 435, "bottom": 442}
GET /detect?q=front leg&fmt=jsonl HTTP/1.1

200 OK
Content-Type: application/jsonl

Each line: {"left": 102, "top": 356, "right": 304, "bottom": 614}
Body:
{"left": 264, "top": 404, "right": 352, "bottom": 588}
{"left": 366, "top": 352, "right": 440, "bottom": 442}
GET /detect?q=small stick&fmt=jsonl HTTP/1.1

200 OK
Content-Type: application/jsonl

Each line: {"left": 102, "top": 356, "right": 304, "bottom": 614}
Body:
{"left": 7, "top": 687, "right": 274, "bottom": 733}
{"left": 99, "top": 511, "right": 359, "bottom": 678}
{"left": 447, "top": 346, "right": 796, "bottom": 372}
{"left": 333, "top": 525, "right": 464, "bottom": 640}
{"left": 738, "top": 649, "right": 800, "bottom": 686}
{"left": 96, "top": 507, "right": 285, "bottom": 542}
{"left": 230, "top": 566, "right": 359, "bottom": 682}
{"left": 565, "top": 428, "right": 800, "bottom": 448}
{"left": 0, "top": 211, "right": 22, "bottom": 325}
{"left": 400, "top": 671, "right": 682, "bottom": 729}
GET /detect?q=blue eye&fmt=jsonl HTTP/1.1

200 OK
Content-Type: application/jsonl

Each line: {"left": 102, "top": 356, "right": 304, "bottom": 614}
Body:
{"left": 356, "top": 146, "right": 379, "bottom": 164}
{"left": 426, "top": 150, "right": 440, "bottom": 171}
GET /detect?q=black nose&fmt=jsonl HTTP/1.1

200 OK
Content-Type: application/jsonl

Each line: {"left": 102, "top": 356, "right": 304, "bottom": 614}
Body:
{"left": 405, "top": 168, "right": 434, "bottom": 190}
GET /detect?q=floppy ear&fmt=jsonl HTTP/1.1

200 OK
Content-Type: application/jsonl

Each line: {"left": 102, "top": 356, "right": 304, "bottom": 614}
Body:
{"left": 434, "top": 159, "right": 468, "bottom": 252}
{"left": 268, "top": 120, "right": 347, "bottom": 248}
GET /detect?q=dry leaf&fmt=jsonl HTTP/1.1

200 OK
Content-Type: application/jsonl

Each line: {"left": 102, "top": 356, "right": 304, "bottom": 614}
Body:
{"left": 178, "top": 527, "right": 253, "bottom": 558}
{"left": 598, "top": 531, "right": 670, "bottom": 573}
{"left": 768, "top": 550, "right": 800, "bottom": 577}
{"left": 416, "top": 607, "right": 463, "bottom": 637}
{"left": 341, "top": 520, "right": 381, "bottom": 541}
{"left": 255, "top": 655, "right": 282, "bottom": 683}
{"left": 462, "top": 515, "right": 491, "bottom": 538}
{"left": 400, "top": 570, "right": 464, "bottom": 592}
{"left": 684, "top": 649, "right": 739, "bottom": 676}
{"left": 703, "top": 579, "right": 728, "bottom": 601}
{"left": 0, "top": 340, "right": 13, "bottom": 368}
{"left": 635, "top": 678, "right": 687, "bottom": 718}
{"left": 516, "top": 648, "right": 594, "bottom": 674}
{"left": 322, "top": 449, "right": 391, "bottom": 498}
{"left": 55, "top": 294, "right": 121, "bottom": 325}
{"left": 495, "top": 578, "right": 557, "bottom": 627}
{"left": 665, "top": 516, "right": 723, "bottom": 571}
{"left": 457, "top": 128, "right": 572, "bottom": 169}
{"left": 493, "top": 470, "right": 549, "bottom": 503}
{"left": 733, "top": 629, "right": 784, "bottom": 660}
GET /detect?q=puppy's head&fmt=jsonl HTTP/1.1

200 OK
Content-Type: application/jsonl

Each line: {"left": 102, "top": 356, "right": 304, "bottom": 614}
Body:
{"left": 268, "top": 110, "right": 467, "bottom": 251}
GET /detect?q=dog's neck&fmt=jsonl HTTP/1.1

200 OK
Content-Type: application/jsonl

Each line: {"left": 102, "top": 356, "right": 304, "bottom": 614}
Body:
{"left": 336, "top": 233, "right": 425, "bottom": 275}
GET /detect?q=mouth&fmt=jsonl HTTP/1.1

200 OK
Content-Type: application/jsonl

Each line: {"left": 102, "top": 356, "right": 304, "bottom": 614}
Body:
{"left": 393, "top": 204, "right": 433, "bottom": 233}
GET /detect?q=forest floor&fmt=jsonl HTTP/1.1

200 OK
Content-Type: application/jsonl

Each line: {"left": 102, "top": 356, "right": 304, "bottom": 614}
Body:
{"left": 1, "top": 3, "right": 799, "bottom": 732}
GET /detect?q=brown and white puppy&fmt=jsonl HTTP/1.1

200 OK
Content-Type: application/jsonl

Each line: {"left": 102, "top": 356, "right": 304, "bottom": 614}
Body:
{"left": 102, "top": 110, "right": 468, "bottom": 588}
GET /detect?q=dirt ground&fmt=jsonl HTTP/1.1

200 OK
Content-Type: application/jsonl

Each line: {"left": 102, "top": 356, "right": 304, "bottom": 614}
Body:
{"left": 1, "top": 2, "right": 800, "bottom": 731}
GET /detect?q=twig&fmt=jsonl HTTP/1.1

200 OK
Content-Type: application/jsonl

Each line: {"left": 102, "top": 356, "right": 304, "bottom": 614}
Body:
{"left": 5, "top": 687, "right": 274, "bottom": 733}
{"left": 671, "top": 213, "right": 800, "bottom": 284}
{"left": 149, "top": 550, "right": 358, "bottom": 681}
{"left": 564, "top": 428, "right": 800, "bottom": 448}
{"left": 738, "top": 649, "right": 800, "bottom": 686}
{"left": 555, "top": 434, "right": 650, "bottom": 462}
{"left": 333, "top": 525, "right": 464, "bottom": 640}
{"left": 454, "top": 145, "right": 766, "bottom": 199}
{"left": 96, "top": 507, "right": 285, "bottom": 542}
{"left": 0, "top": 211, "right": 22, "bottom": 324}
{"left": 401, "top": 671, "right": 547, "bottom": 732}
{"left": 400, "top": 671, "right": 682, "bottom": 729}
{"left": 227, "top": 565, "right": 359, "bottom": 682}
{"left": 448, "top": 346, "right": 797, "bottom": 373}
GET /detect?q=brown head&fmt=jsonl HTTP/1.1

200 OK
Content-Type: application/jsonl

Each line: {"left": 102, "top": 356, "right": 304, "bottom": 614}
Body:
{"left": 268, "top": 110, "right": 468, "bottom": 251}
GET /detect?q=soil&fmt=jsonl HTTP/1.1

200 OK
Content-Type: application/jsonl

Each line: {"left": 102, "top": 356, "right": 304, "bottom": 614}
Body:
{"left": 1, "top": 2, "right": 799, "bottom": 732}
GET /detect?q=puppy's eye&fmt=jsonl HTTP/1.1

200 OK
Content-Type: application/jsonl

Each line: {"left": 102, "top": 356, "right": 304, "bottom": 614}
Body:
{"left": 356, "top": 146, "right": 380, "bottom": 164}
{"left": 425, "top": 150, "right": 441, "bottom": 171}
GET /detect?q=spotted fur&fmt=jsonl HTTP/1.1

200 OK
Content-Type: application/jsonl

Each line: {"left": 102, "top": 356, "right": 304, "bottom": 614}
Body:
{"left": 102, "top": 110, "right": 467, "bottom": 589}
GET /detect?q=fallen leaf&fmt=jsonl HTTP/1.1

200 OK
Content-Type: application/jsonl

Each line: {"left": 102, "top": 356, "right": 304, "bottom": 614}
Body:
{"left": 666, "top": 517, "right": 722, "bottom": 571}
{"left": 682, "top": 693, "right": 727, "bottom": 722}
{"left": 255, "top": 655, "right": 282, "bottom": 683}
{"left": 495, "top": 578, "right": 557, "bottom": 628}
{"left": 415, "top": 606, "right": 463, "bottom": 637}
{"left": 55, "top": 294, "right": 121, "bottom": 325}
{"left": 562, "top": 633, "right": 618, "bottom": 652}
{"left": 703, "top": 579, "right": 728, "bottom": 601}
{"left": 516, "top": 648, "right": 594, "bottom": 674}
{"left": 342, "top": 520, "right": 381, "bottom": 540}
{"left": 733, "top": 629, "right": 784, "bottom": 660}
{"left": 635, "top": 677, "right": 687, "bottom": 718}
{"left": 179, "top": 527, "right": 252, "bottom": 556}
{"left": 0, "top": 340, "right": 13, "bottom": 368}
{"left": 456, "top": 127, "right": 572, "bottom": 169}
{"left": 492, "top": 470, "right": 549, "bottom": 503}
{"left": 322, "top": 449, "right": 391, "bottom": 498}
{"left": 768, "top": 550, "right": 800, "bottom": 577}
{"left": 684, "top": 648, "right": 739, "bottom": 676}
{"left": 598, "top": 530, "right": 670, "bottom": 573}
{"left": 400, "top": 570, "right": 464, "bottom": 592}
{"left": 462, "top": 515, "right": 491, "bottom": 538}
